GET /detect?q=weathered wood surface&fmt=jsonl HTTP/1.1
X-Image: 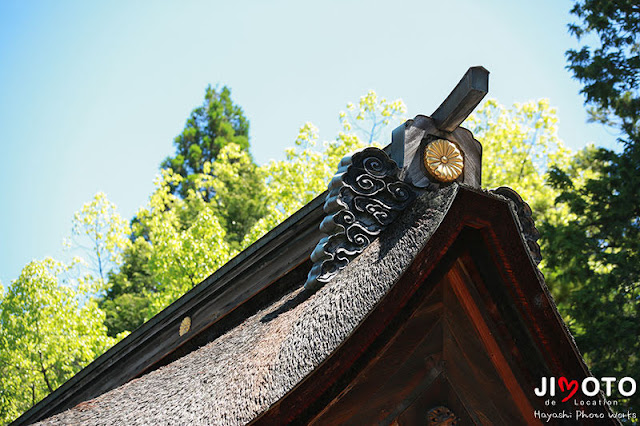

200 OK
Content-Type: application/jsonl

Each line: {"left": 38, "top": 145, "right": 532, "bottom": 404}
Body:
{"left": 389, "top": 66, "right": 487, "bottom": 189}
{"left": 447, "top": 262, "right": 534, "bottom": 421}
{"left": 306, "top": 262, "right": 532, "bottom": 425}
{"left": 308, "top": 283, "right": 444, "bottom": 424}
{"left": 431, "top": 66, "right": 489, "bottom": 132}
{"left": 19, "top": 140, "right": 403, "bottom": 423}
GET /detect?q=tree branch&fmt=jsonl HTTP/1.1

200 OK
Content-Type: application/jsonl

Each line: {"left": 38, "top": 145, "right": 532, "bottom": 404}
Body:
{"left": 38, "top": 350, "right": 53, "bottom": 393}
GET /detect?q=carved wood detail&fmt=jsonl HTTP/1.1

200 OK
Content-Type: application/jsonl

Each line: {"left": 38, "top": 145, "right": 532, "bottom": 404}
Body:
{"left": 427, "top": 406, "right": 459, "bottom": 425}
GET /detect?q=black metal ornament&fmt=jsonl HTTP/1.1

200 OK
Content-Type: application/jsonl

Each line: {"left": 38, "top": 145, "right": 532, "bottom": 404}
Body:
{"left": 304, "top": 147, "right": 416, "bottom": 291}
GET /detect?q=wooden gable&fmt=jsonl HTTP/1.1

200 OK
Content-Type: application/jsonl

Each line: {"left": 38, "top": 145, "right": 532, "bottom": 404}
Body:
{"left": 253, "top": 188, "right": 616, "bottom": 425}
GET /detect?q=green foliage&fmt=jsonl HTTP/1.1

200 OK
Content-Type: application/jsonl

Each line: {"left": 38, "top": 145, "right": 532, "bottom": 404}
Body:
{"left": 208, "top": 144, "right": 267, "bottom": 251}
{"left": 0, "top": 258, "right": 116, "bottom": 424}
{"left": 544, "top": 0, "right": 640, "bottom": 412}
{"left": 464, "top": 99, "right": 579, "bottom": 305}
{"left": 70, "top": 192, "right": 131, "bottom": 285}
{"left": 339, "top": 90, "right": 407, "bottom": 144}
{"left": 161, "top": 85, "right": 250, "bottom": 199}
{"left": 101, "top": 86, "right": 266, "bottom": 331}
{"left": 160, "top": 85, "right": 266, "bottom": 247}
{"left": 100, "top": 144, "right": 260, "bottom": 331}
{"left": 566, "top": 0, "right": 640, "bottom": 135}
{"left": 133, "top": 169, "right": 232, "bottom": 318}
{"left": 1, "top": 86, "right": 604, "bottom": 423}
{"left": 101, "top": 238, "right": 154, "bottom": 337}
{"left": 545, "top": 144, "right": 640, "bottom": 411}
{"left": 465, "top": 99, "right": 572, "bottom": 219}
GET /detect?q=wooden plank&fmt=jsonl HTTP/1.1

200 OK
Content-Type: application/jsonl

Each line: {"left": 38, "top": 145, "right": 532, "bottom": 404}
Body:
{"left": 389, "top": 115, "right": 482, "bottom": 188}
{"left": 444, "top": 270, "right": 534, "bottom": 424}
{"left": 311, "top": 318, "right": 444, "bottom": 425}
{"left": 431, "top": 66, "right": 489, "bottom": 132}
{"left": 453, "top": 252, "right": 551, "bottom": 402}
{"left": 252, "top": 187, "right": 618, "bottom": 425}
{"left": 442, "top": 275, "right": 507, "bottom": 424}
{"left": 447, "top": 267, "right": 539, "bottom": 423}
{"left": 251, "top": 228, "right": 459, "bottom": 425}
{"left": 395, "top": 374, "right": 476, "bottom": 426}
{"left": 306, "top": 276, "right": 445, "bottom": 425}
{"left": 443, "top": 327, "right": 506, "bottom": 425}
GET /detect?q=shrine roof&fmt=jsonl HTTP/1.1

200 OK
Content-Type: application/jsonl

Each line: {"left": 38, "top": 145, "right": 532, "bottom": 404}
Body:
{"left": 37, "top": 185, "right": 457, "bottom": 425}
{"left": 18, "top": 66, "right": 614, "bottom": 425}
{"left": 34, "top": 183, "right": 599, "bottom": 425}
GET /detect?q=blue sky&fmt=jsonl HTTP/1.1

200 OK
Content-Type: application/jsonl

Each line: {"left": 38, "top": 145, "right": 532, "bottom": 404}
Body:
{"left": 0, "top": 0, "right": 618, "bottom": 287}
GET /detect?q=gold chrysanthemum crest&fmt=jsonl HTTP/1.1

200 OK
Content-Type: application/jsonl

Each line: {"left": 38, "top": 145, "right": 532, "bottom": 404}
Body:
{"left": 424, "top": 139, "right": 464, "bottom": 182}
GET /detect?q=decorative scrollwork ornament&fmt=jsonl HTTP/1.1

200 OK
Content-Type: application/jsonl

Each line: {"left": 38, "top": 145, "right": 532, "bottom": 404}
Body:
{"left": 304, "top": 147, "right": 416, "bottom": 291}
{"left": 490, "top": 186, "right": 542, "bottom": 264}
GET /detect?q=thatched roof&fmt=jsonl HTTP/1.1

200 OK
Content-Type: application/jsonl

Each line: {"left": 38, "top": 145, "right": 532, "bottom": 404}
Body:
{"left": 37, "top": 185, "right": 459, "bottom": 426}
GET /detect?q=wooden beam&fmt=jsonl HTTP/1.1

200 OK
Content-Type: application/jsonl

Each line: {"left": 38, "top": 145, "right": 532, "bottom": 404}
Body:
{"left": 431, "top": 66, "right": 489, "bottom": 132}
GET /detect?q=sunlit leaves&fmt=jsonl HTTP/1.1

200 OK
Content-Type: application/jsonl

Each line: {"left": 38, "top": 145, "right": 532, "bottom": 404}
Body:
{"left": 339, "top": 90, "right": 407, "bottom": 143}
{"left": 161, "top": 85, "right": 250, "bottom": 198}
{"left": 555, "top": 1, "right": 640, "bottom": 413}
{"left": 208, "top": 144, "right": 267, "bottom": 251}
{"left": 70, "top": 192, "right": 131, "bottom": 287}
{"left": 0, "top": 259, "right": 116, "bottom": 424}
{"left": 465, "top": 98, "right": 573, "bottom": 226}
{"left": 133, "top": 169, "right": 232, "bottom": 319}
{"left": 0, "top": 89, "right": 598, "bottom": 424}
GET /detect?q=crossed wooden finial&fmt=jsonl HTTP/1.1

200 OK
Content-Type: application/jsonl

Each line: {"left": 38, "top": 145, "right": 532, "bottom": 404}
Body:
{"left": 390, "top": 66, "right": 489, "bottom": 188}
{"left": 432, "top": 66, "right": 489, "bottom": 132}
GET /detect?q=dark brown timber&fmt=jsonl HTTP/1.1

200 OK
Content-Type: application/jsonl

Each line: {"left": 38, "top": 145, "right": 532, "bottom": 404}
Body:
{"left": 431, "top": 66, "right": 489, "bottom": 132}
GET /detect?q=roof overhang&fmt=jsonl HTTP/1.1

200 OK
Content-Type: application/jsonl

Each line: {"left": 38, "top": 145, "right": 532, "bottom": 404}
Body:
{"left": 252, "top": 186, "right": 615, "bottom": 425}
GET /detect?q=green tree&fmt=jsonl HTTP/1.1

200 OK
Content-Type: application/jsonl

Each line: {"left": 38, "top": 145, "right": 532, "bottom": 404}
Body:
{"left": 208, "top": 144, "right": 267, "bottom": 251}
{"left": 100, "top": 238, "right": 154, "bottom": 337}
{"left": 543, "top": 0, "right": 640, "bottom": 412}
{"left": 160, "top": 85, "right": 266, "bottom": 247}
{"left": 161, "top": 85, "right": 250, "bottom": 199}
{"left": 339, "top": 90, "right": 407, "bottom": 144}
{"left": 70, "top": 192, "right": 131, "bottom": 286}
{"left": 465, "top": 98, "right": 572, "bottom": 214}
{"left": 133, "top": 168, "right": 232, "bottom": 318}
{"left": 68, "top": 192, "right": 137, "bottom": 337}
{"left": 464, "top": 99, "right": 579, "bottom": 305}
{"left": 102, "top": 87, "right": 265, "bottom": 332}
{"left": 0, "top": 259, "right": 116, "bottom": 424}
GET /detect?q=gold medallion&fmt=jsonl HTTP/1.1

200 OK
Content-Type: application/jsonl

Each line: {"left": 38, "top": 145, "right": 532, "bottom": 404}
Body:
{"left": 179, "top": 316, "right": 191, "bottom": 336}
{"left": 424, "top": 139, "right": 464, "bottom": 182}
